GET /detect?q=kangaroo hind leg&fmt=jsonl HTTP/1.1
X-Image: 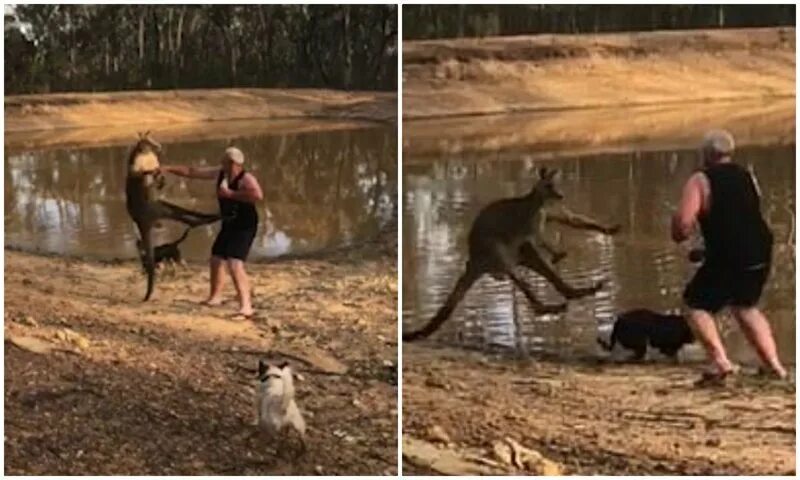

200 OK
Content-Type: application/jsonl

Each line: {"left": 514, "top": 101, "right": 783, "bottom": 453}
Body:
{"left": 156, "top": 200, "right": 221, "bottom": 227}
{"left": 518, "top": 242, "right": 602, "bottom": 300}
{"left": 506, "top": 269, "right": 567, "bottom": 315}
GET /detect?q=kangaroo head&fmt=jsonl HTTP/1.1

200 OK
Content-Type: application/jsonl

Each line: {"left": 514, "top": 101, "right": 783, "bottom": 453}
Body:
{"left": 531, "top": 167, "right": 564, "bottom": 202}
{"left": 128, "top": 131, "right": 163, "bottom": 174}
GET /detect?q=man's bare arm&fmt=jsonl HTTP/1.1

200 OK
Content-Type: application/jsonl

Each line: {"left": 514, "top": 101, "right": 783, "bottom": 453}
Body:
{"left": 671, "top": 172, "right": 704, "bottom": 243}
{"left": 221, "top": 174, "right": 263, "bottom": 203}
{"left": 162, "top": 165, "right": 219, "bottom": 180}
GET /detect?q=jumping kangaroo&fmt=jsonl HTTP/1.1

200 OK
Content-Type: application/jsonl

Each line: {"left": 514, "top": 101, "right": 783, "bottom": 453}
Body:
{"left": 126, "top": 131, "right": 221, "bottom": 301}
{"left": 403, "top": 167, "right": 620, "bottom": 342}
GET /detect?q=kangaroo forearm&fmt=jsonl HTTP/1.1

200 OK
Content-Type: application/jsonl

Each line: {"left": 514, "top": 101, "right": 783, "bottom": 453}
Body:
{"left": 550, "top": 213, "right": 609, "bottom": 232}
{"left": 551, "top": 215, "right": 593, "bottom": 230}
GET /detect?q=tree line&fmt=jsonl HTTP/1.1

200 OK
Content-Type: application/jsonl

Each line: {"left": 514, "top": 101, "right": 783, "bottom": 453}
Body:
{"left": 5, "top": 4, "right": 397, "bottom": 95}
{"left": 403, "top": 5, "right": 795, "bottom": 40}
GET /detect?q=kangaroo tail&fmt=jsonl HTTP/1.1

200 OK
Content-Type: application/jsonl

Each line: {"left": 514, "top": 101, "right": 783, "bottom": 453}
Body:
{"left": 140, "top": 228, "right": 155, "bottom": 301}
{"left": 403, "top": 269, "right": 478, "bottom": 342}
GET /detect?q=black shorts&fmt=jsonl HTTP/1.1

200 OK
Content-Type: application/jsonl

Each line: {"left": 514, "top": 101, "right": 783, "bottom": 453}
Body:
{"left": 211, "top": 227, "right": 257, "bottom": 261}
{"left": 683, "top": 262, "right": 771, "bottom": 314}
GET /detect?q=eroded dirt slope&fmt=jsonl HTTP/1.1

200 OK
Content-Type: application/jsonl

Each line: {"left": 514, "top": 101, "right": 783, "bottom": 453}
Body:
{"left": 404, "top": 27, "right": 795, "bottom": 119}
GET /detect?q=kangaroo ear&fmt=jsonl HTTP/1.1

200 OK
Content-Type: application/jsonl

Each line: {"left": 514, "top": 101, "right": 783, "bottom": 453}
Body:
{"left": 538, "top": 167, "right": 548, "bottom": 179}
{"left": 144, "top": 130, "right": 151, "bottom": 139}
{"left": 548, "top": 168, "right": 560, "bottom": 180}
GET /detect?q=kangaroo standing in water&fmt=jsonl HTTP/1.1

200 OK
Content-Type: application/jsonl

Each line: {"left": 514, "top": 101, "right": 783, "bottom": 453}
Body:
{"left": 125, "top": 132, "right": 221, "bottom": 301}
{"left": 403, "top": 167, "right": 620, "bottom": 342}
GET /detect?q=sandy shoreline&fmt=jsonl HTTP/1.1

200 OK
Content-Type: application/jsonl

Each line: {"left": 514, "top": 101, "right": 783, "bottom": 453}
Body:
{"left": 4, "top": 117, "right": 386, "bottom": 155}
{"left": 4, "top": 246, "right": 397, "bottom": 475}
{"left": 4, "top": 88, "right": 396, "bottom": 139}
{"left": 404, "top": 97, "right": 795, "bottom": 161}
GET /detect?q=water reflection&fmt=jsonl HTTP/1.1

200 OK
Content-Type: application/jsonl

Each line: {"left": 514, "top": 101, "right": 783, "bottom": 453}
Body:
{"left": 403, "top": 144, "right": 795, "bottom": 364}
{"left": 5, "top": 125, "right": 397, "bottom": 260}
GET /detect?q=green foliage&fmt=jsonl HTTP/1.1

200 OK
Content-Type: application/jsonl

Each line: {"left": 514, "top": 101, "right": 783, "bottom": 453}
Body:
{"left": 403, "top": 5, "right": 795, "bottom": 40}
{"left": 5, "top": 5, "right": 397, "bottom": 94}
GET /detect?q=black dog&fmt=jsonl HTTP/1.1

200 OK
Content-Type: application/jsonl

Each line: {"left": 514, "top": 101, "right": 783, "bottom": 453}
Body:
{"left": 597, "top": 309, "right": 695, "bottom": 361}
{"left": 136, "top": 226, "right": 191, "bottom": 271}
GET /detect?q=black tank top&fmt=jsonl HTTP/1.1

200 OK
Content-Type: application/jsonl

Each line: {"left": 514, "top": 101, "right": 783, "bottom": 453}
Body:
{"left": 217, "top": 170, "right": 259, "bottom": 230}
{"left": 699, "top": 162, "right": 773, "bottom": 269}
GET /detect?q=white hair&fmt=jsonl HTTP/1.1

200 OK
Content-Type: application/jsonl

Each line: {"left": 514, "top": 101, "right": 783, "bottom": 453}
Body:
{"left": 702, "top": 129, "right": 735, "bottom": 157}
{"left": 224, "top": 146, "right": 245, "bottom": 165}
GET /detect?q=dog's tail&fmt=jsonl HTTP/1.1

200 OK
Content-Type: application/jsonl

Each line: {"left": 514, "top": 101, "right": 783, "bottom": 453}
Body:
{"left": 174, "top": 225, "right": 192, "bottom": 245}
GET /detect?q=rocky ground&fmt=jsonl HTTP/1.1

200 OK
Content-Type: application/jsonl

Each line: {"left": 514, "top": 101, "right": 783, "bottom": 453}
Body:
{"left": 4, "top": 244, "right": 397, "bottom": 475}
{"left": 402, "top": 344, "right": 795, "bottom": 475}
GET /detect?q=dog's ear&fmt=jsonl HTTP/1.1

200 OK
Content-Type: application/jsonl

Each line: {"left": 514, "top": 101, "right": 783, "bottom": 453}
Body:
{"left": 278, "top": 361, "right": 290, "bottom": 370}
{"left": 258, "top": 359, "right": 268, "bottom": 377}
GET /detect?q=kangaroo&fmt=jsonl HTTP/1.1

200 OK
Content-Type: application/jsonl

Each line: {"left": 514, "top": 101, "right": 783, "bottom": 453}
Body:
{"left": 125, "top": 131, "right": 221, "bottom": 301}
{"left": 136, "top": 226, "right": 191, "bottom": 271}
{"left": 403, "top": 167, "right": 620, "bottom": 342}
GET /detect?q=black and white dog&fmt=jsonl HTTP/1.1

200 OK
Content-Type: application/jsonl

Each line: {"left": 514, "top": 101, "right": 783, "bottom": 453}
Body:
{"left": 598, "top": 309, "right": 695, "bottom": 361}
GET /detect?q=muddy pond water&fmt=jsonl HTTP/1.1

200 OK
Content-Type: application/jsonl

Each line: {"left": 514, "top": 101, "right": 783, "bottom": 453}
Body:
{"left": 403, "top": 143, "right": 795, "bottom": 365}
{"left": 5, "top": 123, "right": 396, "bottom": 260}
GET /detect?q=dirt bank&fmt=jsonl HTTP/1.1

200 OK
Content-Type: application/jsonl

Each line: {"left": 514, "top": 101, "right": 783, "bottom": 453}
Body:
{"left": 403, "top": 345, "right": 795, "bottom": 475}
{"left": 4, "top": 247, "right": 397, "bottom": 475}
{"left": 4, "top": 88, "right": 397, "bottom": 134}
{"left": 403, "top": 27, "right": 795, "bottom": 120}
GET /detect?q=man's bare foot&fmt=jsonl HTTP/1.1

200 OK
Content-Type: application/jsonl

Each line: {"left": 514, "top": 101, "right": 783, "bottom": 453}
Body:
{"left": 200, "top": 297, "right": 223, "bottom": 306}
{"left": 230, "top": 310, "right": 254, "bottom": 321}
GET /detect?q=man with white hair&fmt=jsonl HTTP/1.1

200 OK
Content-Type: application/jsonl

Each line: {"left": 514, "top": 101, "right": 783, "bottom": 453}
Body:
{"left": 672, "top": 129, "right": 786, "bottom": 384}
{"left": 162, "top": 146, "right": 263, "bottom": 319}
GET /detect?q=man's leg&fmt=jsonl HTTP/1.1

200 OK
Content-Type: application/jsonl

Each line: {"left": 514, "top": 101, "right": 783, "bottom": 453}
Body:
{"left": 227, "top": 259, "right": 254, "bottom": 316}
{"left": 204, "top": 255, "right": 226, "bottom": 305}
{"left": 687, "top": 309, "right": 734, "bottom": 374}
{"left": 684, "top": 263, "right": 734, "bottom": 376}
{"left": 732, "top": 306, "right": 787, "bottom": 378}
